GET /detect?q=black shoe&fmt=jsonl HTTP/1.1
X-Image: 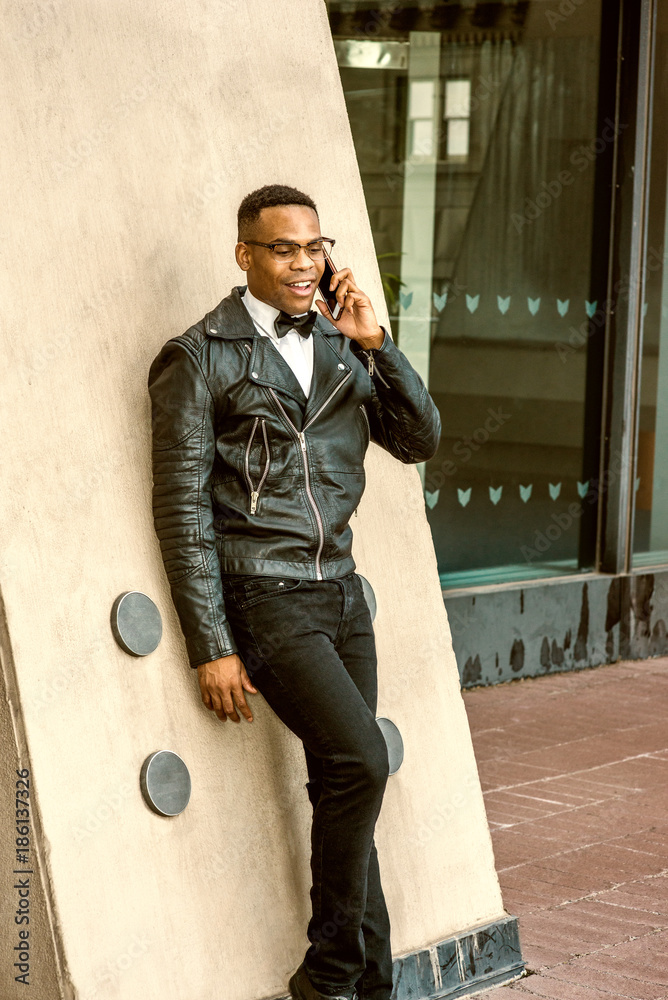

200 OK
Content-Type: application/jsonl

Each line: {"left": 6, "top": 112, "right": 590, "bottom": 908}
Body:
{"left": 288, "top": 961, "right": 358, "bottom": 1000}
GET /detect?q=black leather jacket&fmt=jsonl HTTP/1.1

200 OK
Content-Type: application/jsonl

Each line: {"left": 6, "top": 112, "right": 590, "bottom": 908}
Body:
{"left": 148, "top": 285, "right": 441, "bottom": 668}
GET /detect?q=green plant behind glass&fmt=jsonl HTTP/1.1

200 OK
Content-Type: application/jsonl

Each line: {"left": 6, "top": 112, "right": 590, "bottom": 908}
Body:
{"left": 376, "top": 252, "right": 405, "bottom": 316}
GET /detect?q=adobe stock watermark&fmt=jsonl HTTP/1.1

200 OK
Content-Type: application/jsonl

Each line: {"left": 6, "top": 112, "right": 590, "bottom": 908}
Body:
{"left": 511, "top": 118, "right": 627, "bottom": 233}
{"left": 545, "top": 0, "right": 587, "bottom": 31}
{"left": 430, "top": 274, "right": 468, "bottom": 315}
{"left": 181, "top": 111, "right": 300, "bottom": 224}
{"left": 409, "top": 772, "right": 480, "bottom": 848}
{"left": 10, "top": 0, "right": 60, "bottom": 43}
{"left": 556, "top": 243, "right": 666, "bottom": 364}
{"left": 424, "top": 406, "right": 511, "bottom": 494}
{"left": 379, "top": 622, "right": 470, "bottom": 710}
{"left": 355, "top": 1, "right": 404, "bottom": 37}
{"left": 310, "top": 897, "right": 362, "bottom": 953}
{"left": 207, "top": 777, "right": 319, "bottom": 890}
{"left": 51, "top": 68, "right": 161, "bottom": 178}
{"left": 30, "top": 634, "right": 107, "bottom": 717}
{"left": 20, "top": 271, "right": 134, "bottom": 382}
{"left": 79, "top": 933, "right": 152, "bottom": 1000}
{"left": 521, "top": 449, "right": 630, "bottom": 564}
{"left": 380, "top": 632, "right": 442, "bottom": 708}
{"left": 68, "top": 446, "right": 127, "bottom": 509}
{"left": 72, "top": 781, "right": 134, "bottom": 843}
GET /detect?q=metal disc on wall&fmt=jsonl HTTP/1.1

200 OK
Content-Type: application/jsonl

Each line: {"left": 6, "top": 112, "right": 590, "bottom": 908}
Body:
{"left": 111, "top": 591, "right": 162, "bottom": 656}
{"left": 376, "top": 717, "right": 404, "bottom": 775}
{"left": 140, "top": 750, "right": 191, "bottom": 817}
{"left": 357, "top": 574, "right": 377, "bottom": 622}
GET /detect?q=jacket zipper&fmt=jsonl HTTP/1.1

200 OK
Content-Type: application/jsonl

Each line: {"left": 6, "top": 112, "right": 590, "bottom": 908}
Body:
{"left": 361, "top": 348, "right": 390, "bottom": 387}
{"left": 243, "top": 341, "right": 351, "bottom": 579}
{"left": 243, "top": 416, "right": 270, "bottom": 515}
{"left": 359, "top": 402, "right": 370, "bottom": 443}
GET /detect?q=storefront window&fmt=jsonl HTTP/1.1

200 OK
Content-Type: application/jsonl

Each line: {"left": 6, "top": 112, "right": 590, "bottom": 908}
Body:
{"left": 633, "top": 4, "right": 668, "bottom": 568}
{"left": 326, "top": 0, "right": 613, "bottom": 587}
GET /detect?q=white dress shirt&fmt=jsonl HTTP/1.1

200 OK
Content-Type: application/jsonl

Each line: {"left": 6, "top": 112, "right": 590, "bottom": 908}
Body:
{"left": 242, "top": 286, "right": 314, "bottom": 398}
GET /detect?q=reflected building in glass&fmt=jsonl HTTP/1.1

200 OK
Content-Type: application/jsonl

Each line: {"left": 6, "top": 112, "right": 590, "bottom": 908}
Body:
{"left": 325, "top": 0, "right": 668, "bottom": 684}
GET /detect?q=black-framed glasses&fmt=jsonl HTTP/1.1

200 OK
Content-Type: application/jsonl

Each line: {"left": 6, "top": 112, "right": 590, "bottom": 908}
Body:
{"left": 241, "top": 238, "right": 336, "bottom": 261}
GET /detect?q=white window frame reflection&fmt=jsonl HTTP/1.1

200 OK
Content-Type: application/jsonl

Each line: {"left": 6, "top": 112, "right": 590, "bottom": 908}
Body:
{"left": 408, "top": 79, "right": 435, "bottom": 157}
{"left": 444, "top": 78, "right": 471, "bottom": 160}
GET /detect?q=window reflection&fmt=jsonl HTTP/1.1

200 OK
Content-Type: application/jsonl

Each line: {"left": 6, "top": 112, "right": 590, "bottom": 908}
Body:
{"left": 633, "top": 5, "right": 668, "bottom": 567}
{"left": 326, "top": 0, "right": 609, "bottom": 587}
{"left": 444, "top": 79, "right": 470, "bottom": 159}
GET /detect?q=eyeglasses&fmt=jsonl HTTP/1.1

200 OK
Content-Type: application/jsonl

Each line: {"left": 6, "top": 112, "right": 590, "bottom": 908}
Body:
{"left": 241, "top": 238, "right": 336, "bottom": 261}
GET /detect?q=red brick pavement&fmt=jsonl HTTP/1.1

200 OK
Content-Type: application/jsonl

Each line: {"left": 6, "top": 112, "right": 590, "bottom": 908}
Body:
{"left": 462, "top": 658, "right": 668, "bottom": 999}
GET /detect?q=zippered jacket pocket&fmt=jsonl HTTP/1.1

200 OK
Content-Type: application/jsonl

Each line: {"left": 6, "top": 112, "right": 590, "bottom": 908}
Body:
{"left": 359, "top": 403, "right": 371, "bottom": 447}
{"left": 243, "top": 417, "right": 270, "bottom": 514}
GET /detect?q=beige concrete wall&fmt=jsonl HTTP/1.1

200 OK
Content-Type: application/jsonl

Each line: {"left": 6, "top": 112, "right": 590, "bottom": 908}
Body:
{"left": 0, "top": 2, "right": 506, "bottom": 998}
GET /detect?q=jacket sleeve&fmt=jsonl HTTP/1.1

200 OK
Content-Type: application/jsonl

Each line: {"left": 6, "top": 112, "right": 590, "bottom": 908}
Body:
{"left": 349, "top": 328, "right": 442, "bottom": 463}
{"left": 148, "top": 337, "right": 239, "bottom": 667}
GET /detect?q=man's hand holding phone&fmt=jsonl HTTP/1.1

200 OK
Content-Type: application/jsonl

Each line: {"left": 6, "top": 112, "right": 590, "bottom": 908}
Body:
{"left": 316, "top": 252, "right": 385, "bottom": 351}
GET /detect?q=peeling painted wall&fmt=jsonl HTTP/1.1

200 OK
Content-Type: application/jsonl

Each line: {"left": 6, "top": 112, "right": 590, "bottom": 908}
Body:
{"left": 447, "top": 570, "right": 668, "bottom": 687}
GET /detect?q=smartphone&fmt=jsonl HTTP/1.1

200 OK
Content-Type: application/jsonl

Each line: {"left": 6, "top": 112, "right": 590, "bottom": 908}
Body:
{"left": 318, "top": 247, "right": 344, "bottom": 321}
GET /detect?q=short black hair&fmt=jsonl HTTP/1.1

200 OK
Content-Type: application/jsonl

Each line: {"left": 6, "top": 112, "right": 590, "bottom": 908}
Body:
{"left": 237, "top": 184, "right": 318, "bottom": 240}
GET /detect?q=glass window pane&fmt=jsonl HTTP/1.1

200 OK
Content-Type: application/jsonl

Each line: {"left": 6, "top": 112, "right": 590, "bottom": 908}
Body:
{"left": 408, "top": 79, "right": 434, "bottom": 119}
{"left": 446, "top": 118, "right": 469, "bottom": 157}
{"left": 327, "top": 0, "right": 612, "bottom": 588}
{"left": 632, "top": 6, "right": 668, "bottom": 567}
{"left": 412, "top": 118, "right": 434, "bottom": 157}
{"left": 444, "top": 79, "right": 470, "bottom": 120}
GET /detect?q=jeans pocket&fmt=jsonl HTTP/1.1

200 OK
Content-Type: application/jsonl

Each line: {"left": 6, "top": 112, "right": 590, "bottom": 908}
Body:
{"left": 237, "top": 576, "right": 303, "bottom": 610}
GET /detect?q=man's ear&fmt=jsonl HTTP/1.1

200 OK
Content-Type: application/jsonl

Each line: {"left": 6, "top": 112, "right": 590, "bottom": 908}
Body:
{"left": 235, "top": 241, "right": 251, "bottom": 271}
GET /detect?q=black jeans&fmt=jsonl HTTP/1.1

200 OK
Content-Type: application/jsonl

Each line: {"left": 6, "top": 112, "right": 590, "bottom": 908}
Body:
{"left": 220, "top": 570, "right": 393, "bottom": 1000}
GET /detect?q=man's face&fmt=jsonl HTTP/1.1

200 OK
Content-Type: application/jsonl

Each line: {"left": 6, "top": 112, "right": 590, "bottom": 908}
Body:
{"left": 235, "top": 204, "right": 326, "bottom": 315}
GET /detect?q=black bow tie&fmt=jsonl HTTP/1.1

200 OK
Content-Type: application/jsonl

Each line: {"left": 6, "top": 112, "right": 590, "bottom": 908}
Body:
{"left": 274, "top": 309, "right": 317, "bottom": 339}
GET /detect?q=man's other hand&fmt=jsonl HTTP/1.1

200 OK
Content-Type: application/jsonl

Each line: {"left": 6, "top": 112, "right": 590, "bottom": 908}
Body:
{"left": 197, "top": 654, "right": 258, "bottom": 723}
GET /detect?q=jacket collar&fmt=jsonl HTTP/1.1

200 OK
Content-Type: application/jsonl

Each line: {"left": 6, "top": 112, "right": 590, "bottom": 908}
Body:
{"left": 203, "top": 286, "right": 352, "bottom": 430}
{"left": 203, "top": 285, "right": 340, "bottom": 340}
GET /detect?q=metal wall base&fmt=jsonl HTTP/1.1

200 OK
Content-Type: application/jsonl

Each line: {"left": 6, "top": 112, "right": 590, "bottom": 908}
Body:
{"left": 389, "top": 916, "right": 524, "bottom": 999}
{"left": 276, "top": 915, "right": 524, "bottom": 1000}
{"left": 444, "top": 570, "right": 668, "bottom": 687}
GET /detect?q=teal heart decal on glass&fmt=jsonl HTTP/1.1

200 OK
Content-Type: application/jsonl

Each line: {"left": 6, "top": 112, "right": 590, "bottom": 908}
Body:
{"left": 585, "top": 300, "right": 597, "bottom": 318}
{"left": 519, "top": 483, "right": 533, "bottom": 502}
{"left": 425, "top": 489, "right": 440, "bottom": 509}
{"left": 489, "top": 485, "right": 502, "bottom": 505}
{"left": 466, "top": 294, "right": 480, "bottom": 314}
{"left": 576, "top": 480, "right": 589, "bottom": 498}
{"left": 549, "top": 482, "right": 562, "bottom": 500}
{"left": 497, "top": 295, "right": 511, "bottom": 315}
{"left": 528, "top": 297, "right": 541, "bottom": 316}
{"left": 458, "top": 487, "right": 472, "bottom": 507}
{"left": 433, "top": 291, "right": 448, "bottom": 312}
{"left": 557, "top": 299, "right": 569, "bottom": 317}
{"left": 399, "top": 290, "right": 413, "bottom": 310}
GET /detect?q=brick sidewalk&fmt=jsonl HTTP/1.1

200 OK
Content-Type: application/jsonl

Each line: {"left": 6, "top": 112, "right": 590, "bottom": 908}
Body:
{"left": 461, "top": 658, "right": 668, "bottom": 1000}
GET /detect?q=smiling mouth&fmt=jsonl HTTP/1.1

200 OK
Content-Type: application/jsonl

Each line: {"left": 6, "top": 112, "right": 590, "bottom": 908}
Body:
{"left": 286, "top": 280, "right": 314, "bottom": 289}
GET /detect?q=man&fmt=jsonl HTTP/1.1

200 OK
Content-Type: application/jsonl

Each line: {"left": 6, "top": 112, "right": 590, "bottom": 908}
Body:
{"left": 148, "top": 184, "right": 441, "bottom": 1000}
